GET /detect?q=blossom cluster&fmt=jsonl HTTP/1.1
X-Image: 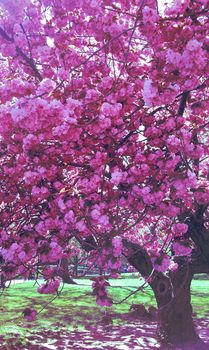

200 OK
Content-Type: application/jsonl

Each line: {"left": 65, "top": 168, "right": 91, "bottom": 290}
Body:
{"left": 37, "top": 278, "right": 61, "bottom": 294}
{"left": 92, "top": 276, "right": 112, "bottom": 307}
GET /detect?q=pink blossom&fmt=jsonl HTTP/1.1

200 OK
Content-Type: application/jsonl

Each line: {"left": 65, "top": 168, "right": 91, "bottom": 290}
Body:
{"left": 98, "top": 214, "right": 109, "bottom": 226}
{"left": 37, "top": 279, "right": 60, "bottom": 294}
{"left": 166, "top": 49, "right": 182, "bottom": 67}
{"left": 112, "top": 236, "right": 123, "bottom": 257}
{"left": 152, "top": 255, "right": 171, "bottom": 273}
{"left": 11, "top": 108, "right": 26, "bottom": 123}
{"left": 168, "top": 261, "right": 178, "bottom": 272}
{"left": 172, "top": 242, "right": 192, "bottom": 256}
{"left": 186, "top": 39, "right": 202, "bottom": 52}
{"left": 111, "top": 169, "right": 127, "bottom": 186}
{"left": 76, "top": 220, "right": 87, "bottom": 232}
{"left": 172, "top": 223, "right": 188, "bottom": 237}
{"left": 142, "top": 6, "right": 158, "bottom": 24}
{"left": 101, "top": 102, "right": 122, "bottom": 116}
{"left": 64, "top": 210, "right": 75, "bottom": 224}
{"left": 23, "top": 308, "right": 37, "bottom": 322}
{"left": 142, "top": 79, "right": 158, "bottom": 106}
{"left": 96, "top": 297, "right": 112, "bottom": 307}
{"left": 91, "top": 209, "right": 100, "bottom": 220}
{"left": 92, "top": 276, "right": 112, "bottom": 307}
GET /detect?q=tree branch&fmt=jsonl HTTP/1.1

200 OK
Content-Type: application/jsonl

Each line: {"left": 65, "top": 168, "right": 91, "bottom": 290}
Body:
{"left": 187, "top": 210, "right": 209, "bottom": 264}
{"left": 0, "top": 27, "right": 13, "bottom": 42}
{"left": 15, "top": 46, "right": 43, "bottom": 81}
{"left": 0, "top": 26, "right": 42, "bottom": 81}
{"left": 122, "top": 239, "right": 153, "bottom": 277}
{"left": 177, "top": 91, "right": 190, "bottom": 116}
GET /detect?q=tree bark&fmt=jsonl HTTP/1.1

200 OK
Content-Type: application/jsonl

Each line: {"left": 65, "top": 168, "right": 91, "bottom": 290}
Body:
{"left": 73, "top": 257, "right": 78, "bottom": 277}
{"left": 151, "top": 266, "right": 200, "bottom": 348}
{"left": 0, "top": 273, "right": 5, "bottom": 288}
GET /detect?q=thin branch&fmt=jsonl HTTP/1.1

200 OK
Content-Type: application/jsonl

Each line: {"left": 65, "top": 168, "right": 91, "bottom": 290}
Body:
{"left": 177, "top": 91, "right": 190, "bottom": 116}
{"left": 0, "top": 26, "right": 42, "bottom": 81}
{"left": 113, "top": 270, "right": 154, "bottom": 304}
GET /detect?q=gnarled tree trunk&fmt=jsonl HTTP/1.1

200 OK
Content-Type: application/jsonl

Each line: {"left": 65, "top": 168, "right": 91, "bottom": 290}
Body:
{"left": 151, "top": 266, "right": 200, "bottom": 349}
{"left": 124, "top": 240, "right": 206, "bottom": 349}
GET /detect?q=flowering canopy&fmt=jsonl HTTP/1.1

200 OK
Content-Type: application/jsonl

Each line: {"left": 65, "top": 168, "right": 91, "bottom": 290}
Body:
{"left": 0, "top": 0, "right": 208, "bottom": 301}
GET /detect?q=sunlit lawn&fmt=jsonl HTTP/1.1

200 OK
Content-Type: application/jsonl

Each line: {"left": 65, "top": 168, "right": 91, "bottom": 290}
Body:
{"left": 0, "top": 275, "right": 209, "bottom": 348}
{"left": 0, "top": 276, "right": 155, "bottom": 335}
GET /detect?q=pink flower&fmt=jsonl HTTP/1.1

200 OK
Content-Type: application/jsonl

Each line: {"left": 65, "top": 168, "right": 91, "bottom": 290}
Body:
{"left": 112, "top": 236, "right": 123, "bottom": 257}
{"left": 172, "top": 242, "right": 192, "bottom": 257}
{"left": 96, "top": 297, "right": 112, "bottom": 307}
{"left": 152, "top": 255, "right": 171, "bottom": 272}
{"left": 57, "top": 198, "right": 66, "bottom": 212}
{"left": 91, "top": 208, "right": 100, "bottom": 220}
{"left": 101, "top": 102, "right": 122, "bottom": 117}
{"left": 142, "top": 6, "right": 158, "bottom": 24}
{"left": 142, "top": 79, "right": 158, "bottom": 106}
{"left": 168, "top": 261, "right": 178, "bottom": 271}
{"left": 186, "top": 39, "right": 202, "bottom": 52}
{"left": 64, "top": 210, "right": 75, "bottom": 224}
{"left": 23, "top": 308, "right": 37, "bottom": 322}
{"left": 98, "top": 214, "right": 109, "bottom": 226}
{"left": 42, "top": 268, "right": 55, "bottom": 279}
{"left": 37, "top": 279, "right": 60, "bottom": 294}
{"left": 92, "top": 276, "right": 112, "bottom": 307}
{"left": 111, "top": 169, "right": 126, "bottom": 186}
{"left": 76, "top": 220, "right": 87, "bottom": 232}
{"left": 166, "top": 49, "right": 182, "bottom": 67}
{"left": 172, "top": 223, "right": 188, "bottom": 237}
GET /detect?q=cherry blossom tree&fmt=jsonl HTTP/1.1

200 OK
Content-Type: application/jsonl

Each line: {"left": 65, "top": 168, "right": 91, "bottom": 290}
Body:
{"left": 0, "top": 0, "right": 209, "bottom": 348}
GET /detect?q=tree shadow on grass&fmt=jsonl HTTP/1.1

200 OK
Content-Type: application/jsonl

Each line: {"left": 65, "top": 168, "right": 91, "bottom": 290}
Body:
{"left": 0, "top": 320, "right": 159, "bottom": 350}
{"left": 1, "top": 315, "right": 209, "bottom": 350}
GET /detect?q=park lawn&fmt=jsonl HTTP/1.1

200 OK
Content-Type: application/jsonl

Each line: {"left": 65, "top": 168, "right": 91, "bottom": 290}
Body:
{"left": 0, "top": 277, "right": 209, "bottom": 343}
{"left": 191, "top": 279, "right": 209, "bottom": 317}
{"left": 0, "top": 277, "right": 155, "bottom": 336}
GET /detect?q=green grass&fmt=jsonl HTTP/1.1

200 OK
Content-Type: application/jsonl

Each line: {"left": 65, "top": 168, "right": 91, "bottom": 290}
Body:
{"left": 0, "top": 277, "right": 154, "bottom": 337}
{"left": 0, "top": 276, "right": 209, "bottom": 339}
{"left": 191, "top": 279, "right": 209, "bottom": 318}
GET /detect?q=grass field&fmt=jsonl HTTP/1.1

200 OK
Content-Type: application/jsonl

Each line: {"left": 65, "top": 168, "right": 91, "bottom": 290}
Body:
{"left": 0, "top": 277, "right": 154, "bottom": 335}
{"left": 0, "top": 276, "right": 209, "bottom": 349}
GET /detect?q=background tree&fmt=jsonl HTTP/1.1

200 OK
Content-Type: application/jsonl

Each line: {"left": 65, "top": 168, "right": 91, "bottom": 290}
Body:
{"left": 0, "top": 0, "right": 209, "bottom": 348}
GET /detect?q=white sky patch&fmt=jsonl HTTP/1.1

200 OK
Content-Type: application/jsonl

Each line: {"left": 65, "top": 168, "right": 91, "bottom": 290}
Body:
{"left": 157, "top": 0, "right": 175, "bottom": 15}
{"left": 46, "top": 36, "right": 54, "bottom": 48}
{"left": 40, "top": 5, "right": 52, "bottom": 24}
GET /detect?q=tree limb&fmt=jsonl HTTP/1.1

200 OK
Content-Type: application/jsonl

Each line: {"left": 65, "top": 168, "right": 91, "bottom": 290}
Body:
{"left": 122, "top": 239, "right": 153, "bottom": 277}
{"left": 0, "top": 26, "right": 42, "bottom": 81}
{"left": 177, "top": 91, "right": 190, "bottom": 116}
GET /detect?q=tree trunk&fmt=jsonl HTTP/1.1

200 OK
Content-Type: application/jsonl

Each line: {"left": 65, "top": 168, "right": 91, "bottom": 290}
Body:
{"left": 123, "top": 240, "right": 206, "bottom": 349}
{"left": 0, "top": 273, "right": 5, "bottom": 288}
{"left": 58, "top": 258, "right": 76, "bottom": 284}
{"left": 151, "top": 270, "right": 201, "bottom": 349}
{"left": 73, "top": 256, "right": 78, "bottom": 277}
{"left": 80, "top": 237, "right": 208, "bottom": 348}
